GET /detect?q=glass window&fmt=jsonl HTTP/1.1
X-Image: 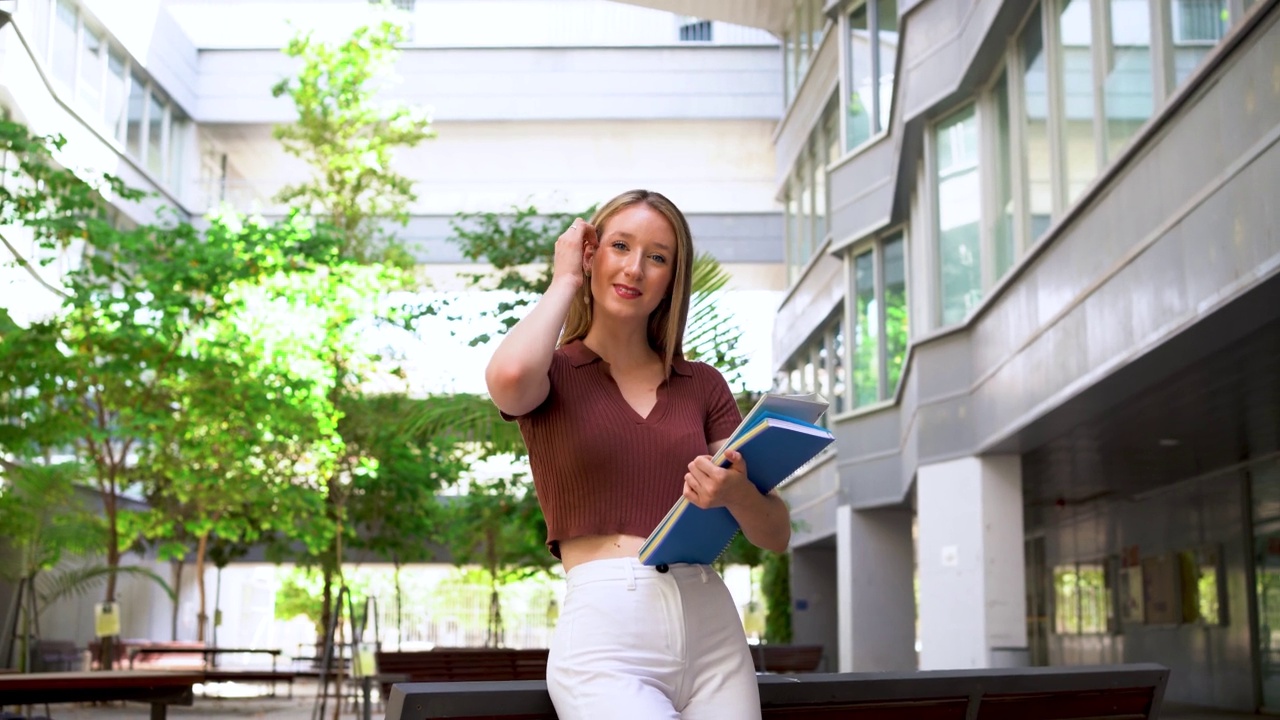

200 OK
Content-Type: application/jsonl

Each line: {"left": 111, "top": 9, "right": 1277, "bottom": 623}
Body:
{"left": 104, "top": 49, "right": 127, "bottom": 138}
{"left": 52, "top": 0, "right": 77, "bottom": 87}
{"left": 1054, "top": 561, "right": 1115, "bottom": 635}
{"left": 78, "top": 25, "right": 104, "bottom": 111}
{"left": 784, "top": 1, "right": 827, "bottom": 108}
{"left": 882, "top": 233, "right": 907, "bottom": 394}
{"left": 831, "top": 322, "right": 847, "bottom": 414}
{"left": 799, "top": 157, "right": 812, "bottom": 261}
{"left": 1171, "top": 0, "right": 1228, "bottom": 85}
{"left": 786, "top": 187, "right": 801, "bottom": 284}
{"left": 993, "top": 71, "right": 1015, "bottom": 279}
{"left": 815, "top": 335, "right": 830, "bottom": 405}
{"left": 797, "top": 1, "right": 812, "bottom": 80}
{"left": 875, "top": 0, "right": 898, "bottom": 130}
{"left": 845, "top": 229, "right": 908, "bottom": 406}
{"left": 1103, "top": 0, "right": 1154, "bottom": 162}
{"left": 825, "top": 99, "right": 841, "bottom": 166}
{"left": 168, "top": 114, "right": 187, "bottom": 189}
{"left": 781, "top": 312, "right": 849, "bottom": 417}
{"left": 935, "top": 106, "right": 981, "bottom": 326}
{"left": 1021, "top": 6, "right": 1053, "bottom": 242}
{"left": 29, "top": 0, "right": 51, "bottom": 62}
{"left": 784, "top": 30, "right": 797, "bottom": 104}
{"left": 125, "top": 72, "right": 146, "bottom": 160}
{"left": 853, "top": 250, "right": 878, "bottom": 406}
{"left": 147, "top": 92, "right": 165, "bottom": 176}
{"left": 1057, "top": 0, "right": 1097, "bottom": 205}
{"left": 812, "top": 142, "right": 827, "bottom": 249}
{"left": 785, "top": 96, "right": 839, "bottom": 285}
{"left": 808, "top": 0, "right": 824, "bottom": 58}
{"left": 846, "top": 4, "right": 873, "bottom": 149}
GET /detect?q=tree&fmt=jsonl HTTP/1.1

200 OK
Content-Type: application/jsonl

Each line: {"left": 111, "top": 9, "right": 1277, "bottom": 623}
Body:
{"left": 0, "top": 121, "right": 293, "bottom": 667}
{"left": 134, "top": 230, "right": 344, "bottom": 642}
{"left": 440, "top": 472, "right": 553, "bottom": 647}
{"left": 271, "top": 15, "right": 447, "bottom": 644}
{"left": 271, "top": 16, "right": 436, "bottom": 264}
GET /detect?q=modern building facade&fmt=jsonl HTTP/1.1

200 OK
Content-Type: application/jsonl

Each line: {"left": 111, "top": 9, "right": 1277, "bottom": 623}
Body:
{"left": 629, "top": 0, "right": 1279, "bottom": 712}
{"left": 0, "top": 0, "right": 784, "bottom": 651}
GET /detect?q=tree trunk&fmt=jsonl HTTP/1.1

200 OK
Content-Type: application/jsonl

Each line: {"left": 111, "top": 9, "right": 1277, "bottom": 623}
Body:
{"left": 101, "top": 474, "right": 120, "bottom": 671}
{"left": 319, "top": 565, "right": 333, "bottom": 656}
{"left": 171, "top": 559, "right": 185, "bottom": 641}
{"left": 394, "top": 562, "right": 403, "bottom": 651}
{"left": 486, "top": 528, "right": 501, "bottom": 648}
{"left": 195, "top": 532, "right": 209, "bottom": 643}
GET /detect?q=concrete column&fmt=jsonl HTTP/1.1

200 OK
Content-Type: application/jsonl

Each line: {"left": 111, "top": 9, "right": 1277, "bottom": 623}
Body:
{"left": 917, "top": 455, "right": 1027, "bottom": 670}
{"left": 836, "top": 504, "right": 916, "bottom": 672}
{"left": 790, "top": 544, "right": 838, "bottom": 671}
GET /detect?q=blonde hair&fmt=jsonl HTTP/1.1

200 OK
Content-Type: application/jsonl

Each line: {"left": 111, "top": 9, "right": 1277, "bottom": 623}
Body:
{"left": 560, "top": 189, "right": 694, "bottom": 377}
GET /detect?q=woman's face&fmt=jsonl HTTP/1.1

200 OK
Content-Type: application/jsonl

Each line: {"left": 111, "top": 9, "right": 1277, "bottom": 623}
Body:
{"left": 586, "top": 203, "right": 677, "bottom": 323}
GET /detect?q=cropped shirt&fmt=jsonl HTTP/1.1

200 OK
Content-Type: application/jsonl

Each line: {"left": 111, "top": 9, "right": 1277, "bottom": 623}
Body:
{"left": 504, "top": 340, "right": 742, "bottom": 557}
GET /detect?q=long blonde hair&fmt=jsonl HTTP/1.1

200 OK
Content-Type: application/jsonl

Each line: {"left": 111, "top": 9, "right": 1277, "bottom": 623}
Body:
{"left": 560, "top": 189, "right": 694, "bottom": 377}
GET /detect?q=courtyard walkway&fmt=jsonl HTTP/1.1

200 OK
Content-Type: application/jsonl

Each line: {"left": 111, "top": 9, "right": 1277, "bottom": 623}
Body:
{"left": 5, "top": 680, "right": 1268, "bottom": 719}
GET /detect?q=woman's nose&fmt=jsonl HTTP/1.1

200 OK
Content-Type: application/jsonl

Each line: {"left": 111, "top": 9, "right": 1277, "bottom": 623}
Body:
{"left": 624, "top": 256, "right": 643, "bottom": 279}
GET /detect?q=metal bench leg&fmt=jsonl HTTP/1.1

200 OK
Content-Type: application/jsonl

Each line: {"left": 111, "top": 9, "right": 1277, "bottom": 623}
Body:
{"left": 150, "top": 702, "right": 167, "bottom": 720}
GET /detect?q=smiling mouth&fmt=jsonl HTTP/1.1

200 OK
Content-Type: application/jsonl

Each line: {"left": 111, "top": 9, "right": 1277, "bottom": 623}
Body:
{"left": 614, "top": 284, "right": 642, "bottom": 299}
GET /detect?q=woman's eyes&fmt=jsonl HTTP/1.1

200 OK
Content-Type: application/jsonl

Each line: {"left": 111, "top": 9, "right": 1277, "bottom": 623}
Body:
{"left": 611, "top": 242, "right": 667, "bottom": 264}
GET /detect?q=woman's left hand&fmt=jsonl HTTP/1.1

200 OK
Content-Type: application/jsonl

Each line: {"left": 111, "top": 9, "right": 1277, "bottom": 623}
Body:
{"left": 683, "top": 450, "right": 753, "bottom": 510}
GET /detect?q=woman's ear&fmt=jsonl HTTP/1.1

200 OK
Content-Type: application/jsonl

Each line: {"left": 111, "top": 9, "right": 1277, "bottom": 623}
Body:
{"left": 582, "top": 242, "right": 596, "bottom": 277}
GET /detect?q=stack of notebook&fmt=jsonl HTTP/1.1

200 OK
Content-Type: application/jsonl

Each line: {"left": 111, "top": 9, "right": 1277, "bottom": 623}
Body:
{"left": 638, "top": 393, "right": 835, "bottom": 566}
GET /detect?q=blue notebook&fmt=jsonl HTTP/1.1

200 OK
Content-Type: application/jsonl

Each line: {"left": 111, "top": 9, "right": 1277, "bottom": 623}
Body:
{"left": 638, "top": 394, "right": 834, "bottom": 566}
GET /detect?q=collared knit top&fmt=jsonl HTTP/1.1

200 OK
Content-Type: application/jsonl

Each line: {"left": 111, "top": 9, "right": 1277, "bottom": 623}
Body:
{"left": 503, "top": 340, "right": 742, "bottom": 558}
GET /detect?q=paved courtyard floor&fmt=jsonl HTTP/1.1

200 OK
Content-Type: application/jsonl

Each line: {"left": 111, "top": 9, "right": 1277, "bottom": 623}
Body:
{"left": 6, "top": 679, "right": 372, "bottom": 720}
{"left": 3, "top": 680, "right": 1272, "bottom": 719}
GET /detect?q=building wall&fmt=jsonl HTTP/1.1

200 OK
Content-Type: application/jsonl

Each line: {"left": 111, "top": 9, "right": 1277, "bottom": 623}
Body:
{"left": 781, "top": 0, "right": 1280, "bottom": 506}
{"left": 1039, "top": 469, "right": 1255, "bottom": 709}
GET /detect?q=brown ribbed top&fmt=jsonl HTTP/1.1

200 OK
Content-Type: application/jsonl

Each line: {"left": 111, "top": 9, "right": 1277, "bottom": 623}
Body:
{"left": 504, "top": 341, "right": 742, "bottom": 558}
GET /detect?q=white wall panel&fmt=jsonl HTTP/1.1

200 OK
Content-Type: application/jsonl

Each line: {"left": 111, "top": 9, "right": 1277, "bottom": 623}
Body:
{"left": 196, "top": 45, "right": 781, "bottom": 123}
{"left": 201, "top": 119, "right": 780, "bottom": 215}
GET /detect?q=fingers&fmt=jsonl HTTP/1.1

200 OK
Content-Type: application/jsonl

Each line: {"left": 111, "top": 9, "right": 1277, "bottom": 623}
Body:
{"left": 561, "top": 218, "right": 596, "bottom": 244}
{"left": 553, "top": 218, "right": 596, "bottom": 286}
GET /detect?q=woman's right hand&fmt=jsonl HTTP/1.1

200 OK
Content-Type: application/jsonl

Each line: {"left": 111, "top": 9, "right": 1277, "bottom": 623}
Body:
{"left": 553, "top": 218, "right": 597, "bottom": 289}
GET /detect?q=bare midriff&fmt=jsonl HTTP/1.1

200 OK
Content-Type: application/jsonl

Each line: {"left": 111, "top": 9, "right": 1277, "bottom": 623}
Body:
{"left": 559, "top": 533, "right": 647, "bottom": 572}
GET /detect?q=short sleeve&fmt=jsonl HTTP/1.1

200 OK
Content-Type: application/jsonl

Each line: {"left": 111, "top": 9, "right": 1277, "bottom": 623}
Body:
{"left": 700, "top": 364, "right": 743, "bottom": 443}
{"left": 497, "top": 351, "right": 563, "bottom": 422}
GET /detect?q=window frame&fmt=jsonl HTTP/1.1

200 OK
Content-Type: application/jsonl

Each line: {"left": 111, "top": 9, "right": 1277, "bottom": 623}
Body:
{"left": 930, "top": 102, "right": 983, "bottom": 327}
{"left": 783, "top": 94, "right": 841, "bottom": 287}
{"left": 29, "top": 0, "right": 186, "bottom": 192}
{"left": 783, "top": 0, "right": 829, "bottom": 107}
{"left": 838, "top": 0, "right": 899, "bottom": 155}
{"left": 778, "top": 308, "right": 849, "bottom": 420}
{"left": 842, "top": 225, "right": 910, "bottom": 408}
{"left": 1052, "top": 556, "right": 1121, "bottom": 637}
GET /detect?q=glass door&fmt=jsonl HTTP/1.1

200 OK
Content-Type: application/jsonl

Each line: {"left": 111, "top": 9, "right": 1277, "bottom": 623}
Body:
{"left": 1254, "top": 526, "right": 1280, "bottom": 709}
{"left": 1252, "top": 459, "right": 1280, "bottom": 710}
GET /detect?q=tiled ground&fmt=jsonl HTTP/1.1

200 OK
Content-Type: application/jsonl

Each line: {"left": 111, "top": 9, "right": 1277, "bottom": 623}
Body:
{"left": 4, "top": 682, "right": 1268, "bottom": 719}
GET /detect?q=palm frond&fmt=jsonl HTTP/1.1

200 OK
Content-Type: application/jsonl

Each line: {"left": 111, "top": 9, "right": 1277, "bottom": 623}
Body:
{"left": 685, "top": 252, "right": 748, "bottom": 381}
{"left": 399, "top": 393, "right": 526, "bottom": 456}
{"left": 36, "top": 564, "right": 176, "bottom": 607}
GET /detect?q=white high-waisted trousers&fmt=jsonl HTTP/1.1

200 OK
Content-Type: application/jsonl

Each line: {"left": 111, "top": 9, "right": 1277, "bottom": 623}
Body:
{"left": 546, "top": 557, "right": 761, "bottom": 720}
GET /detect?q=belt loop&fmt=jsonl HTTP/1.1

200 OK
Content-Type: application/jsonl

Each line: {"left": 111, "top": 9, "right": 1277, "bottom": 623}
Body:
{"left": 699, "top": 565, "right": 708, "bottom": 584}
{"left": 625, "top": 559, "right": 637, "bottom": 590}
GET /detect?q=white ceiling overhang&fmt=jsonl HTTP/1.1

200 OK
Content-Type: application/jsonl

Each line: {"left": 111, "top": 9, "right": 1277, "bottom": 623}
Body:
{"left": 611, "top": 1, "right": 792, "bottom": 35}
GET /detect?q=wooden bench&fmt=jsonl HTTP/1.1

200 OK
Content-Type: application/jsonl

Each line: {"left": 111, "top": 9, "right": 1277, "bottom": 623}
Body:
{"left": 374, "top": 649, "right": 550, "bottom": 698}
{"left": 750, "top": 644, "right": 825, "bottom": 674}
{"left": 0, "top": 670, "right": 201, "bottom": 720}
{"left": 385, "top": 662, "right": 1169, "bottom": 720}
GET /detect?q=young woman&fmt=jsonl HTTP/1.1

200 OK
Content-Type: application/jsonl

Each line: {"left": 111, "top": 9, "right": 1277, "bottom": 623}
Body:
{"left": 486, "top": 189, "right": 790, "bottom": 719}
